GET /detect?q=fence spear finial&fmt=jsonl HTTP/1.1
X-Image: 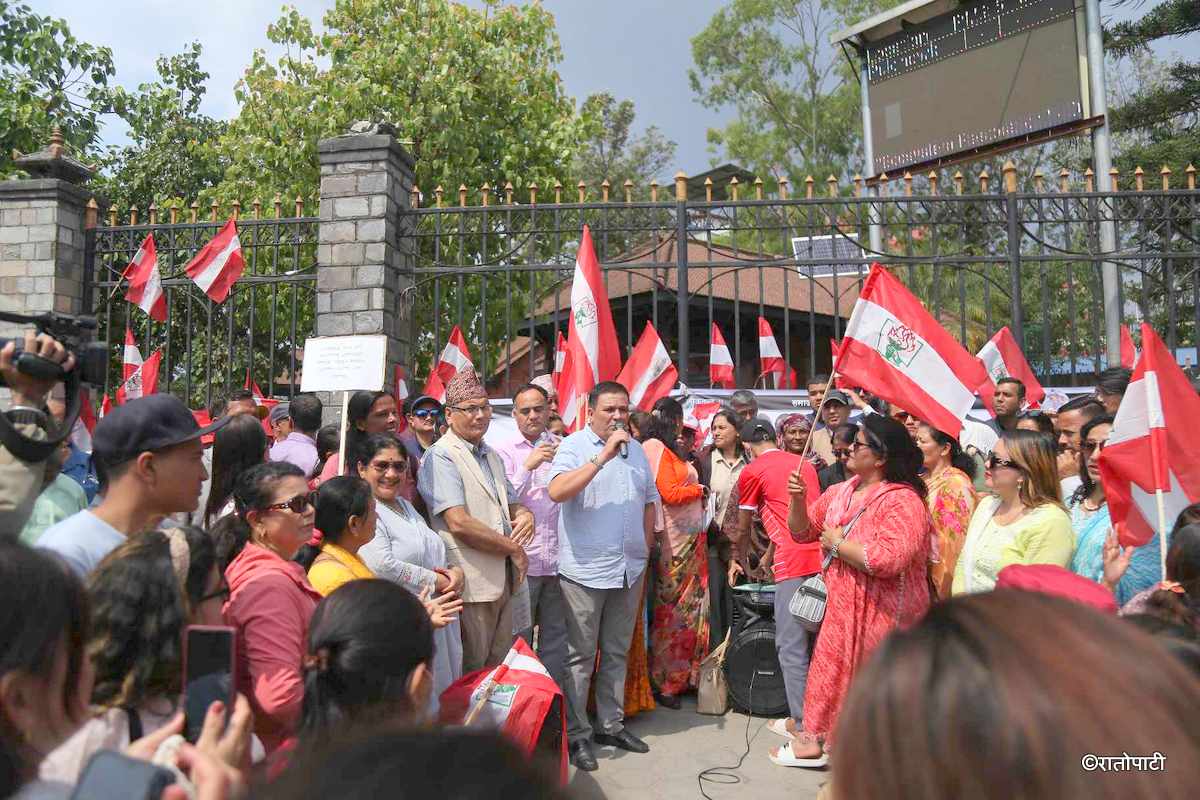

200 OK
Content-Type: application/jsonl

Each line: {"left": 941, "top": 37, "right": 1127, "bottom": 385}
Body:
{"left": 1160, "top": 166, "right": 1172, "bottom": 191}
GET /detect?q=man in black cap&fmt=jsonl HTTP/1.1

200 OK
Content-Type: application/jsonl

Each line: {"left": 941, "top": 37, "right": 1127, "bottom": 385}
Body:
{"left": 37, "top": 395, "right": 227, "bottom": 576}
{"left": 808, "top": 389, "right": 852, "bottom": 463}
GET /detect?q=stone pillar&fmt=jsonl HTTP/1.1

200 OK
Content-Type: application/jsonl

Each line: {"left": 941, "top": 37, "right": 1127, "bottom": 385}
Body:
{"left": 0, "top": 130, "right": 93, "bottom": 339}
{"left": 315, "top": 123, "right": 416, "bottom": 422}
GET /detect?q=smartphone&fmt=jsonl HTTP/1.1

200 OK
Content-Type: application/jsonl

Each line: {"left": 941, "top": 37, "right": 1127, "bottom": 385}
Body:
{"left": 183, "top": 625, "right": 236, "bottom": 744}
{"left": 71, "top": 750, "right": 174, "bottom": 800}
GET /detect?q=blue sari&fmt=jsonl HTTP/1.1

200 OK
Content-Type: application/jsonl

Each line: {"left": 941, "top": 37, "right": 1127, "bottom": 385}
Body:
{"left": 1069, "top": 501, "right": 1163, "bottom": 606}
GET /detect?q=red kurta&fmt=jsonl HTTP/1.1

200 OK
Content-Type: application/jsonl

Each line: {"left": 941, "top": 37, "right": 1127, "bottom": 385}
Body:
{"left": 799, "top": 477, "right": 931, "bottom": 747}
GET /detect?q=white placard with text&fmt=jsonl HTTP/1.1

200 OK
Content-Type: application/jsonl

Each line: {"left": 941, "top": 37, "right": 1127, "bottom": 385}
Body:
{"left": 299, "top": 335, "right": 387, "bottom": 393}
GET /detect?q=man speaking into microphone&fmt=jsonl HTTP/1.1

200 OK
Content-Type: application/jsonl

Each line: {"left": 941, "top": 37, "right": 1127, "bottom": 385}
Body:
{"left": 548, "top": 380, "right": 659, "bottom": 772}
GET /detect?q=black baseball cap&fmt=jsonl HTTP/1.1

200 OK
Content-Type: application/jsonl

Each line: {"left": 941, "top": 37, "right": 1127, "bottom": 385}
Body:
{"left": 407, "top": 395, "right": 442, "bottom": 412}
{"left": 824, "top": 389, "right": 851, "bottom": 406}
{"left": 93, "top": 395, "right": 230, "bottom": 466}
{"left": 740, "top": 417, "right": 777, "bottom": 443}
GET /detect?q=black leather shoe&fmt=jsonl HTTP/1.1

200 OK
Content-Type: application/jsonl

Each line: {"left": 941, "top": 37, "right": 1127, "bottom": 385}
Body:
{"left": 654, "top": 691, "right": 682, "bottom": 710}
{"left": 570, "top": 740, "right": 598, "bottom": 772}
{"left": 594, "top": 729, "right": 649, "bottom": 754}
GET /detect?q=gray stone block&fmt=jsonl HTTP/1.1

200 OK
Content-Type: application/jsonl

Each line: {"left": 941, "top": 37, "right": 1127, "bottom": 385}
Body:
{"left": 357, "top": 172, "right": 388, "bottom": 194}
{"left": 331, "top": 288, "right": 369, "bottom": 312}
{"left": 368, "top": 195, "right": 390, "bottom": 217}
{"left": 363, "top": 243, "right": 386, "bottom": 263}
{"left": 0, "top": 262, "right": 26, "bottom": 277}
{"left": 316, "top": 266, "right": 354, "bottom": 291}
{"left": 319, "top": 175, "right": 357, "bottom": 198}
{"left": 318, "top": 221, "right": 356, "bottom": 244}
{"left": 331, "top": 243, "right": 365, "bottom": 265}
{"left": 353, "top": 310, "right": 384, "bottom": 334}
{"left": 317, "top": 312, "right": 354, "bottom": 336}
{"left": 354, "top": 264, "right": 384, "bottom": 288}
{"left": 27, "top": 224, "right": 56, "bottom": 241}
{"left": 333, "top": 197, "right": 370, "bottom": 218}
{"left": 316, "top": 292, "right": 331, "bottom": 313}
{"left": 0, "top": 227, "right": 28, "bottom": 244}
{"left": 356, "top": 219, "right": 385, "bottom": 242}
{"left": 33, "top": 242, "right": 53, "bottom": 260}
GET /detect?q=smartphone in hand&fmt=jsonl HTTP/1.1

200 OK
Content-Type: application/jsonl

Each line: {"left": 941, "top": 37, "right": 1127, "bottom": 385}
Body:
{"left": 183, "top": 625, "right": 236, "bottom": 744}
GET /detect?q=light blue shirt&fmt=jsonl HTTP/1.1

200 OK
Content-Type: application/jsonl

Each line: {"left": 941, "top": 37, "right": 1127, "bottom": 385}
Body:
{"left": 36, "top": 510, "right": 125, "bottom": 576}
{"left": 548, "top": 427, "right": 659, "bottom": 590}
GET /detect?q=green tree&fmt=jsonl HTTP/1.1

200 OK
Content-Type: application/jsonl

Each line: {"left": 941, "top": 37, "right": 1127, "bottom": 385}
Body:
{"left": 573, "top": 92, "right": 677, "bottom": 188}
{"left": 95, "top": 43, "right": 227, "bottom": 213}
{"left": 1105, "top": 0, "right": 1200, "bottom": 171}
{"left": 689, "top": 0, "right": 901, "bottom": 183}
{"left": 0, "top": 0, "right": 115, "bottom": 176}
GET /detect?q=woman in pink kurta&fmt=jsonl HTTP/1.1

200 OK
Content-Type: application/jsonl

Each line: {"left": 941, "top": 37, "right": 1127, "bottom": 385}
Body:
{"left": 778, "top": 414, "right": 931, "bottom": 768}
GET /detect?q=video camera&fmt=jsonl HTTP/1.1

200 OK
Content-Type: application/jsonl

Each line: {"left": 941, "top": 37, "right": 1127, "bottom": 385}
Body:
{"left": 0, "top": 310, "right": 108, "bottom": 462}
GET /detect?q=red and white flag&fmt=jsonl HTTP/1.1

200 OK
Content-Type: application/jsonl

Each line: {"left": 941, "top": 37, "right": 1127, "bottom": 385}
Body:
{"left": 616, "top": 322, "right": 677, "bottom": 411}
{"left": 424, "top": 326, "right": 473, "bottom": 402}
{"left": 757, "top": 317, "right": 797, "bottom": 389}
{"left": 123, "top": 234, "right": 166, "bottom": 322}
{"left": 552, "top": 330, "right": 567, "bottom": 385}
{"left": 245, "top": 371, "right": 280, "bottom": 432}
{"left": 559, "top": 225, "right": 621, "bottom": 431}
{"left": 99, "top": 394, "right": 112, "bottom": 419}
{"left": 424, "top": 371, "right": 448, "bottom": 404}
{"left": 689, "top": 400, "right": 723, "bottom": 445}
{"left": 116, "top": 327, "right": 160, "bottom": 404}
{"left": 185, "top": 218, "right": 244, "bottom": 303}
{"left": 1120, "top": 324, "right": 1138, "bottom": 369}
{"left": 836, "top": 264, "right": 988, "bottom": 437}
{"left": 1099, "top": 323, "right": 1200, "bottom": 549}
{"left": 976, "top": 326, "right": 1046, "bottom": 416}
{"left": 710, "top": 323, "right": 734, "bottom": 388}
{"left": 73, "top": 387, "right": 97, "bottom": 453}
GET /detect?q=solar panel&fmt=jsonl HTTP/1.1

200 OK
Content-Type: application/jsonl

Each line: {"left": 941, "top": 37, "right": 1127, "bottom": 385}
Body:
{"left": 790, "top": 234, "right": 866, "bottom": 277}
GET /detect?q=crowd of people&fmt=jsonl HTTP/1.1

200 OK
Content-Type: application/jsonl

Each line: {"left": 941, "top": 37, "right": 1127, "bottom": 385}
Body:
{"left": 1, "top": 330, "right": 1198, "bottom": 799}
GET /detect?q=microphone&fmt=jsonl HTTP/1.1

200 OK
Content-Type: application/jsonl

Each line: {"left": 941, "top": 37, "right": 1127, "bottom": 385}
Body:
{"left": 613, "top": 420, "right": 629, "bottom": 459}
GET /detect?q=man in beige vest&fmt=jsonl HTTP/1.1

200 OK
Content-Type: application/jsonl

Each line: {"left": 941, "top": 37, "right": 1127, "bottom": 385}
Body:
{"left": 417, "top": 368, "right": 535, "bottom": 672}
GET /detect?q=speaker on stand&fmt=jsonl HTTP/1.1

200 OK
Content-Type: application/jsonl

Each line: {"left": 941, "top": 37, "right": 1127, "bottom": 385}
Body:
{"left": 724, "top": 583, "right": 789, "bottom": 717}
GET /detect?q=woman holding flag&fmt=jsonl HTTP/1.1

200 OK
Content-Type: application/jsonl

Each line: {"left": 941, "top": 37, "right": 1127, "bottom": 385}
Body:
{"left": 952, "top": 430, "right": 1074, "bottom": 594}
{"left": 778, "top": 415, "right": 931, "bottom": 768}
{"left": 1069, "top": 415, "right": 1161, "bottom": 604}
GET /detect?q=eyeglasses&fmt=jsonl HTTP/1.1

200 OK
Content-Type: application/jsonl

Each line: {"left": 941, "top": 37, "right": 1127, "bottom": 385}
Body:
{"left": 449, "top": 404, "right": 491, "bottom": 417}
{"left": 833, "top": 448, "right": 852, "bottom": 459}
{"left": 987, "top": 455, "right": 1022, "bottom": 471}
{"left": 369, "top": 459, "right": 408, "bottom": 474}
{"left": 890, "top": 412, "right": 913, "bottom": 422}
{"left": 849, "top": 440, "right": 873, "bottom": 454}
{"left": 411, "top": 408, "right": 439, "bottom": 419}
{"left": 1081, "top": 439, "right": 1108, "bottom": 456}
{"left": 263, "top": 491, "right": 317, "bottom": 514}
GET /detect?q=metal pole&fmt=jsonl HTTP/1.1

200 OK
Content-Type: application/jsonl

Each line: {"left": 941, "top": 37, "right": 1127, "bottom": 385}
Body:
{"left": 859, "top": 48, "right": 883, "bottom": 256}
{"left": 675, "top": 193, "right": 690, "bottom": 382}
{"left": 1084, "top": 0, "right": 1121, "bottom": 367}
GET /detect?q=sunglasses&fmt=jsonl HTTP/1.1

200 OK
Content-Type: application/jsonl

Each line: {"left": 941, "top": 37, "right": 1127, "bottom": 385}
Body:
{"left": 833, "top": 448, "right": 852, "bottom": 459}
{"left": 849, "top": 440, "right": 874, "bottom": 454}
{"left": 987, "top": 455, "right": 1022, "bottom": 471}
{"left": 369, "top": 459, "right": 409, "bottom": 474}
{"left": 263, "top": 491, "right": 317, "bottom": 514}
{"left": 1081, "top": 439, "right": 1108, "bottom": 456}
{"left": 411, "top": 408, "right": 439, "bottom": 419}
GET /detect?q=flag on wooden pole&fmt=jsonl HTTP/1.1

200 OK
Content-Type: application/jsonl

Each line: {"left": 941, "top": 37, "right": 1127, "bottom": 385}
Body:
{"left": 709, "top": 323, "right": 734, "bottom": 388}
{"left": 976, "top": 326, "right": 1046, "bottom": 415}
{"left": 116, "top": 327, "right": 161, "bottom": 404}
{"left": 124, "top": 234, "right": 166, "bottom": 321}
{"left": 757, "top": 317, "right": 797, "bottom": 389}
{"left": 835, "top": 264, "right": 988, "bottom": 437}
{"left": 617, "top": 322, "right": 678, "bottom": 411}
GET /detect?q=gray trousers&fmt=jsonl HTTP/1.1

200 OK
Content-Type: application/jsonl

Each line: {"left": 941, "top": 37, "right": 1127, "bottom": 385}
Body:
{"left": 773, "top": 576, "right": 812, "bottom": 726}
{"left": 559, "top": 571, "right": 646, "bottom": 744}
{"left": 516, "top": 574, "right": 570, "bottom": 694}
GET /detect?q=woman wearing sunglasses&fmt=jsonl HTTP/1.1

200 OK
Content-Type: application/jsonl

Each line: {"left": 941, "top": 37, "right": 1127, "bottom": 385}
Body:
{"left": 223, "top": 461, "right": 323, "bottom": 753}
{"left": 356, "top": 434, "right": 465, "bottom": 714}
{"left": 1068, "top": 415, "right": 1162, "bottom": 604}
{"left": 952, "top": 430, "right": 1074, "bottom": 595}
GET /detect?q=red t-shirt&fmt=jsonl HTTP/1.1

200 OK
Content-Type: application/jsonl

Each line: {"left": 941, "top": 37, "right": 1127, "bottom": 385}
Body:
{"left": 737, "top": 449, "right": 822, "bottom": 581}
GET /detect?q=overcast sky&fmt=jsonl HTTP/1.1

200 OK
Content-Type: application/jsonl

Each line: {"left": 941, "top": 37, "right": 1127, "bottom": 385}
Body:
{"left": 28, "top": 1, "right": 1196, "bottom": 177}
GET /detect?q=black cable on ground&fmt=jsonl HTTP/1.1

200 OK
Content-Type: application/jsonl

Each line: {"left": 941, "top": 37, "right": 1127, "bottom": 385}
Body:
{"left": 696, "top": 667, "right": 764, "bottom": 800}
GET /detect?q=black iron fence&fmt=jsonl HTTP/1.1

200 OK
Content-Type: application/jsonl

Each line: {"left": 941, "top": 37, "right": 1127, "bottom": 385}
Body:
{"left": 84, "top": 211, "right": 317, "bottom": 410}
{"left": 404, "top": 173, "right": 1200, "bottom": 395}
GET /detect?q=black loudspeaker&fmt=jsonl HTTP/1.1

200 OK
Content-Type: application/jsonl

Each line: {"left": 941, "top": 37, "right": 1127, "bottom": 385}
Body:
{"left": 724, "top": 584, "right": 789, "bottom": 717}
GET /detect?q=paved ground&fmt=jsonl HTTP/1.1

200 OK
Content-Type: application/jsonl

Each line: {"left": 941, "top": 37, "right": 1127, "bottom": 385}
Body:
{"left": 566, "top": 697, "right": 828, "bottom": 800}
